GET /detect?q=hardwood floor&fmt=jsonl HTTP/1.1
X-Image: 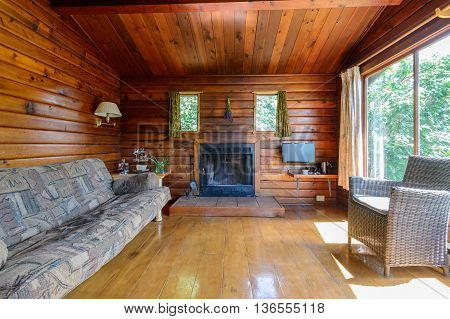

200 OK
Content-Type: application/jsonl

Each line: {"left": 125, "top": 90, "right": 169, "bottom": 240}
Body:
{"left": 170, "top": 196, "right": 285, "bottom": 217}
{"left": 66, "top": 206, "right": 450, "bottom": 299}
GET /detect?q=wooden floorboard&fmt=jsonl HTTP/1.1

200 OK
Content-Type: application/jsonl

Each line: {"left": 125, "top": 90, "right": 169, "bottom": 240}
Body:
{"left": 169, "top": 196, "right": 285, "bottom": 217}
{"left": 66, "top": 206, "right": 450, "bottom": 299}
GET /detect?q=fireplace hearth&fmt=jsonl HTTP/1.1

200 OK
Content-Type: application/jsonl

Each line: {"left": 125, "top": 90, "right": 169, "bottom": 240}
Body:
{"left": 199, "top": 143, "right": 255, "bottom": 197}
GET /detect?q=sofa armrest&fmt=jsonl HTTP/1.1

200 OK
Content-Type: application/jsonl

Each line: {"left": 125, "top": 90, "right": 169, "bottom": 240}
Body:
{"left": 349, "top": 176, "right": 402, "bottom": 198}
{"left": 113, "top": 173, "right": 160, "bottom": 195}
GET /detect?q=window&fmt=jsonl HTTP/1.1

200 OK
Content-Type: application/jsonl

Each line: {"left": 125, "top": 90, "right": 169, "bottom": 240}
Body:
{"left": 418, "top": 37, "right": 450, "bottom": 158}
{"left": 367, "top": 56, "right": 414, "bottom": 180}
{"left": 255, "top": 94, "right": 277, "bottom": 131}
{"left": 366, "top": 35, "right": 449, "bottom": 180}
{"left": 180, "top": 94, "right": 199, "bottom": 132}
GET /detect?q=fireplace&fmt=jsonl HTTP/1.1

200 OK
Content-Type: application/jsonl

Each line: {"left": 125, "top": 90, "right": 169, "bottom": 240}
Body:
{"left": 199, "top": 143, "right": 255, "bottom": 197}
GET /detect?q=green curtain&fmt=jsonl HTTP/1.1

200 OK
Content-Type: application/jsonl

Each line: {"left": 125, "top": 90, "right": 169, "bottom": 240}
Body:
{"left": 276, "top": 90, "right": 291, "bottom": 137}
{"left": 168, "top": 91, "right": 181, "bottom": 138}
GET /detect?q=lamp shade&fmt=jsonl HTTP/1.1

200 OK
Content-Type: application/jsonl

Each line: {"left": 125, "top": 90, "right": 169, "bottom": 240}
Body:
{"left": 95, "top": 102, "right": 122, "bottom": 118}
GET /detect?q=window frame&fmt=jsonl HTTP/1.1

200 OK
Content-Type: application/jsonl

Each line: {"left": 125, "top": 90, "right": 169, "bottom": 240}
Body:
{"left": 362, "top": 33, "right": 449, "bottom": 177}
{"left": 254, "top": 92, "right": 278, "bottom": 133}
{"left": 179, "top": 92, "right": 200, "bottom": 133}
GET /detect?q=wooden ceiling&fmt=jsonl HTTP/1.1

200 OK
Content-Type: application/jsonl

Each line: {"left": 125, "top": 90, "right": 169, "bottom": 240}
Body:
{"left": 55, "top": 1, "right": 405, "bottom": 76}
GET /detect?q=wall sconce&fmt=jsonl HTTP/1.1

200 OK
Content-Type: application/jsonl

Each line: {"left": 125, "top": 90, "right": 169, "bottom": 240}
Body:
{"left": 435, "top": 5, "right": 450, "bottom": 18}
{"left": 94, "top": 101, "right": 122, "bottom": 127}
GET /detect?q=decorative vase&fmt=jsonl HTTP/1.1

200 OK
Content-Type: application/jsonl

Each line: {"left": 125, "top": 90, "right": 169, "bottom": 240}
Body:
{"left": 132, "top": 148, "right": 149, "bottom": 172}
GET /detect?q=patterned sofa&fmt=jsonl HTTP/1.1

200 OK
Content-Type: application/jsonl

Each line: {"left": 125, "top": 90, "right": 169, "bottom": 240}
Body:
{"left": 0, "top": 159, "right": 170, "bottom": 298}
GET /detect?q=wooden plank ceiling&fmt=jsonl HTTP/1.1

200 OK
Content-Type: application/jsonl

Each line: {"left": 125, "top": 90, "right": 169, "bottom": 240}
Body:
{"left": 68, "top": 7, "right": 387, "bottom": 76}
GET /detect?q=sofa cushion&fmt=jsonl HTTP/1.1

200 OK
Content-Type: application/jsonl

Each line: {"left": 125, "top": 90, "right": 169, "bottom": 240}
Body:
{"left": 0, "top": 159, "right": 114, "bottom": 247}
{"left": 113, "top": 173, "right": 160, "bottom": 195}
{"left": 352, "top": 195, "right": 390, "bottom": 215}
{"left": 0, "top": 240, "right": 6, "bottom": 270}
{"left": 0, "top": 187, "right": 170, "bottom": 298}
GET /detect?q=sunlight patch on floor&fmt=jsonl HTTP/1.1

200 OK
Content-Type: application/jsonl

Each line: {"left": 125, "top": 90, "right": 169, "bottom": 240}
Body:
{"left": 331, "top": 254, "right": 354, "bottom": 279}
{"left": 252, "top": 275, "right": 280, "bottom": 298}
{"left": 313, "top": 221, "right": 348, "bottom": 244}
{"left": 350, "top": 278, "right": 450, "bottom": 299}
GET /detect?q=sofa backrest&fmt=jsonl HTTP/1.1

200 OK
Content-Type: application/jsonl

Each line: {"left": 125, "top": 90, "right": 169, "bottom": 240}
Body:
{"left": 0, "top": 158, "right": 114, "bottom": 247}
{"left": 403, "top": 156, "right": 450, "bottom": 191}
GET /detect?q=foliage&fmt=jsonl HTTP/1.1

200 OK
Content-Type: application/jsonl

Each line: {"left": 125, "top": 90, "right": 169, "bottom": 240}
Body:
{"left": 224, "top": 97, "right": 233, "bottom": 121}
{"left": 418, "top": 54, "right": 450, "bottom": 158}
{"left": 256, "top": 95, "right": 277, "bottom": 131}
{"left": 367, "top": 56, "right": 414, "bottom": 180}
{"left": 180, "top": 95, "right": 198, "bottom": 131}
{"left": 150, "top": 156, "right": 169, "bottom": 174}
{"left": 367, "top": 42, "right": 449, "bottom": 180}
{"left": 169, "top": 92, "right": 181, "bottom": 138}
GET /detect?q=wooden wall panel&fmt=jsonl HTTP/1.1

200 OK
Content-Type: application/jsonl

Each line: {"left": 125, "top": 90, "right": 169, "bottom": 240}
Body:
{"left": 346, "top": 0, "right": 449, "bottom": 71}
{"left": 120, "top": 75, "right": 338, "bottom": 204}
{"left": 337, "top": 186, "right": 349, "bottom": 208}
{"left": 0, "top": 0, "right": 120, "bottom": 171}
{"left": 70, "top": 7, "right": 383, "bottom": 77}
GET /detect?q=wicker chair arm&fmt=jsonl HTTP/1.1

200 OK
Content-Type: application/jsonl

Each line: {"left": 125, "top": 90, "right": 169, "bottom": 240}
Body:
{"left": 349, "top": 176, "right": 403, "bottom": 197}
{"left": 388, "top": 187, "right": 450, "bottom": 217}
{"left": 386, "top": 187, "right": 450, "bottom": 263}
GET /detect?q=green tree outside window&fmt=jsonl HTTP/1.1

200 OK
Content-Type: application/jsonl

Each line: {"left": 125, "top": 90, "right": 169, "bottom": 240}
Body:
{"left": 419, "top": 38, "right": 450, "bottom": 159}
{"left": 180, "top": 95, "right": 198, "bottom": 131}
{"left": 256, "top": 95, "right": 277, "bottom": 131}
{"left": 367, "top": 35, "right": 449, "bottom": 180}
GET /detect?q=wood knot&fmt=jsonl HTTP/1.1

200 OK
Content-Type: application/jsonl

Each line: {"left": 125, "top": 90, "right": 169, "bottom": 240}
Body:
{"left": 129, "top": 251, "right": 139, "bottom": 259}
{"left": 25, "top": 102, "right": 35, "bottom": 114}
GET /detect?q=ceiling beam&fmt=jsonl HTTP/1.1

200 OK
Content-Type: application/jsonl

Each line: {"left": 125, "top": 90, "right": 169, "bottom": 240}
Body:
{"left": 51, "top": 0, "right": 404, "bottom": 15}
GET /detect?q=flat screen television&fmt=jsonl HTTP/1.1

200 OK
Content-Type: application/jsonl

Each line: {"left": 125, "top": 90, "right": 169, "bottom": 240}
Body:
{"left": 282, "top": 142, "right": 315, "bottom": 163}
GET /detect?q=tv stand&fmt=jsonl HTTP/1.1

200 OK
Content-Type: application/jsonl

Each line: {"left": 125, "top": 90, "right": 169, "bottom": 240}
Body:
{"left": 287, "top": 171, "right": 338, "bottom": 197}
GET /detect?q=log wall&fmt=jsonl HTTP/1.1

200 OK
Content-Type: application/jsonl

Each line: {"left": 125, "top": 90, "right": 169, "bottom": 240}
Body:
{"left": 120, "top": 75, "right": 339, "bottom": 204}
{"left": 0, "top": 0, "right": 121, "bottom": 171}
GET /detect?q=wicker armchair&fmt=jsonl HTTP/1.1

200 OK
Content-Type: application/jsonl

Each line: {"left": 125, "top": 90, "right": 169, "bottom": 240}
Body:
{"left": 348, "top": 156, "right": 450, "bottom": 277}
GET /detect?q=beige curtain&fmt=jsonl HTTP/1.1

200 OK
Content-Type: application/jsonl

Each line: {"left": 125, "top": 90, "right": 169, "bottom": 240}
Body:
{"left": 338, "top": 66, "right": 363, "bottom": 190}
{"left": 168, "top": 91, "right": 181, "bottom": 138}
{"left": 276, "top": 91, "right": 291, "bottom": 138}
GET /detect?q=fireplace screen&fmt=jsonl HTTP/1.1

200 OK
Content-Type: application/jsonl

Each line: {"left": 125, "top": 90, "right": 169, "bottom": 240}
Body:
{"left": 199, "top": 143, "right": 254, "bottom": 197}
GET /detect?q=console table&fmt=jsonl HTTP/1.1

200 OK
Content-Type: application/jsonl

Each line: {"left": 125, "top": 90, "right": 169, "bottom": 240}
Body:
{"left": 287, "top": 172, "right": 338, "bottom": 197}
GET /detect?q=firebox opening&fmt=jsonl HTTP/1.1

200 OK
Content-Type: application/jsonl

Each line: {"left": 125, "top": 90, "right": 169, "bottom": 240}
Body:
{"left": 199, "top": 143, "right": 255, "bottom": 197}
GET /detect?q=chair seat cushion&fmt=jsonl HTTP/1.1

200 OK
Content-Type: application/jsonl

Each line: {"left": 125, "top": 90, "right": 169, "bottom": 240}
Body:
{"left": 0, "top": 187, "right": 170, "bottom": 299}
{"left": 352, "top": 195, "right": 390, "bottom": 215}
